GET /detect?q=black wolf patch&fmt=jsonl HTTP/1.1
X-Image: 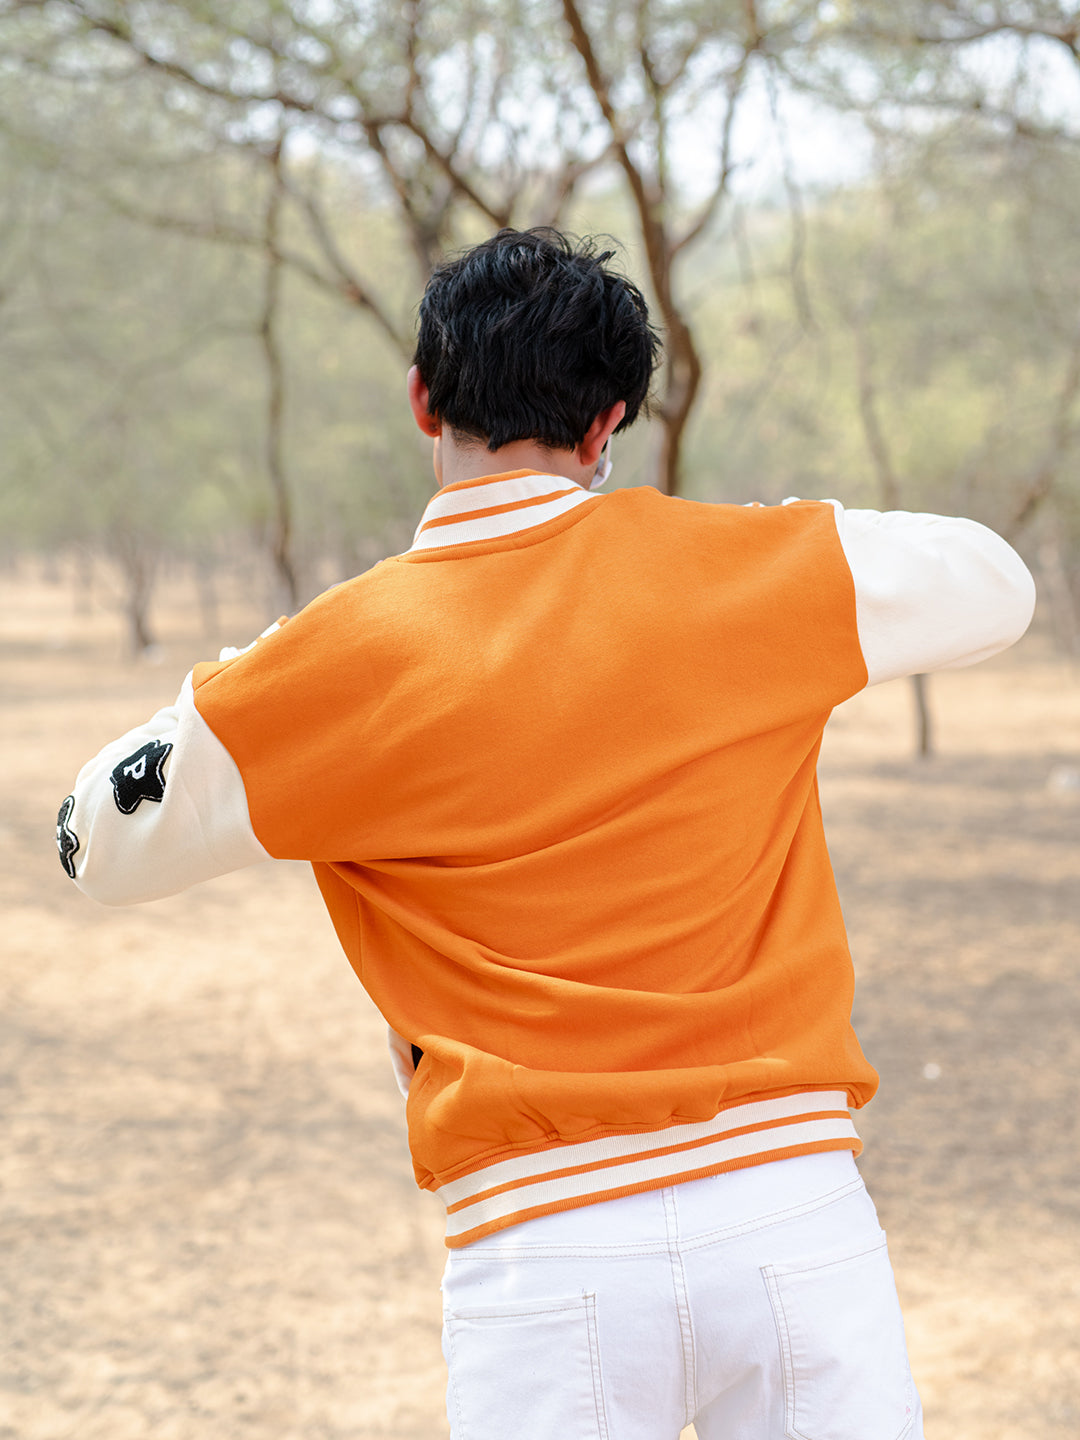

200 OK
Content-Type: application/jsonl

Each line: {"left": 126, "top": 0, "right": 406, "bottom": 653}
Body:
{"left": 56, "top": 795, "right": 80, "bottom": 878}
{"left": 110, "top": 739, "right": 173, "bottom": 814}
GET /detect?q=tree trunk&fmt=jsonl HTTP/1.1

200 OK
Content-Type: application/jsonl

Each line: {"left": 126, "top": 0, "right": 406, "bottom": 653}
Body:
{"left": 653, "top": 311, "right": 703, "bottom": 497}
{"left": 260, "top": 140, "right": 300, "bottom": 613}
{"left": 911, "top": 673, "right": 932, "bottom": 759}
{"left": 193, "top": 555, "right": 220, "bottom": 638}
{"left": 1038, "top": 530, "right": 1080, "bottom": 657}
{"left": 72, "top": 545, "right": 94, "bottom": 618}
{"left": 111, "top": 532, "right": 158, "bottom": 656}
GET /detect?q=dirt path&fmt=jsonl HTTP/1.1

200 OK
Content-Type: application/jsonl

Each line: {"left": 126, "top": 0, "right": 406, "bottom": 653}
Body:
{"left": 2, "top": 562, "right": 1078, "bottom": 1438}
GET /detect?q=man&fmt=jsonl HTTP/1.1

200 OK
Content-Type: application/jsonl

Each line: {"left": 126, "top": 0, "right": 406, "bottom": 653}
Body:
{"left": 60, "top": 228, "right": 1035, "bottom": 1439}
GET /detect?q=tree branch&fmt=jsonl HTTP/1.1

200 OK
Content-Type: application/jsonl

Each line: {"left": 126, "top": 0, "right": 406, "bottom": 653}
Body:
{"left": 561, "top": 0, "right": 664, "bottom": 288}
{"left": 1006, "top": 308, "right": 1080, "bottom": 538}
{"left": 673, "top": 51, "right": 752, "bottom": 256}
{"left": 258, "top": 136, "right": 299, "bottom": 611}
{"left": 277, "top": 165, "right": 412, "bottom": 358}
{"left": 766, "top": 63, "right": 816, "bottom": 333}
{"left": 851, "top": 14, "right": 1079, "bottom": 61}
{"left": 90, "top": 181, "right": 409, "bottom": 355}
{"left": 562, "top": 0, "right": 703, "bottom": 495}
{"left": 770, "top": 46, "right": 1080, "bottom": 146}
{"left": 62, "top": 2, "right": 323, "bottom": 117}
{"left": 850, "top": 188, "right": 901, "bottom": 511}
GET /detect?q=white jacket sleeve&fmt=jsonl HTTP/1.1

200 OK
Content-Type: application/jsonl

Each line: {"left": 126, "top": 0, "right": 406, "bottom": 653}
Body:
{"left": 57, "top": 669, "right": 271, "bottom": 906}
{"left": 824, "top": 503, "right": 1037, "bottom": 686}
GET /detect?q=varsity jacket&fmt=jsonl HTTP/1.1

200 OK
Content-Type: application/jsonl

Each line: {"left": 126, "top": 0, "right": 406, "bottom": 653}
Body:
{"left": 59, "top": 474, "right": 1036, "bottom": 1246}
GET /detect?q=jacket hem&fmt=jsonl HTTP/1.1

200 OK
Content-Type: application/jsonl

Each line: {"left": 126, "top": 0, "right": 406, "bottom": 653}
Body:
{"left": 437, "top": 1089, "right": 860, "bottom": 1247}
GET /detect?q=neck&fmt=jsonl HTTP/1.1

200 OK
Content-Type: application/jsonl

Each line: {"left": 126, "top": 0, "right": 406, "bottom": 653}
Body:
{"left": 435, "top": 433, "right": 592, "bottom": 491}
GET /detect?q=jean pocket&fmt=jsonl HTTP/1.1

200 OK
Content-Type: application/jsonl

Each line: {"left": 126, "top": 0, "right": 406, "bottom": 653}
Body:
{"left": 444, "top": 1291, "right": 609, "bottom": 1440}
{"left": 763, "top": 1233, "right": 917, "bottom": 1440}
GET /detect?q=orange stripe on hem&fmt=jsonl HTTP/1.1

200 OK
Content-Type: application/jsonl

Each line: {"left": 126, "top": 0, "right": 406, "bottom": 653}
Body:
{"left": 443, "top": 1138, "right": 862, "bottom": 1249}
{"left": 443, "top": 1110, "right": 853, "bottom": 1215}
{"left": 432, "top": 1090, "right": 855, "bottom": 1204}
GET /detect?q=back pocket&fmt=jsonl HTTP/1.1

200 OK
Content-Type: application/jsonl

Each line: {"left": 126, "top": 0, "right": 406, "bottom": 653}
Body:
{"left": 763, "top": 1233, "right": 917, "bottom": 1440}
{"left": 444, "top": 1291, "right": 609, "bottom": 1440}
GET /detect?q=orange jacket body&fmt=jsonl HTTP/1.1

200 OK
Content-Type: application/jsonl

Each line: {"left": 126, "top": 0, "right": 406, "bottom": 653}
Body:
{"left": 192, "top": 482, "right": 876, "bottom": 1241}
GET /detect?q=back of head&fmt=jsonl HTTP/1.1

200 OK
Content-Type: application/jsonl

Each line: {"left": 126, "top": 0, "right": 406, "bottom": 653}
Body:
{"left": 414, "top": 228, "right": 661, "bottom": 452}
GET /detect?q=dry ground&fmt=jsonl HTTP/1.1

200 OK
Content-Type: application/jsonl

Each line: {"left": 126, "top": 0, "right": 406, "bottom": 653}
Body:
{"left": 2, "top": 559, "right": 1078, "bottom": 1440}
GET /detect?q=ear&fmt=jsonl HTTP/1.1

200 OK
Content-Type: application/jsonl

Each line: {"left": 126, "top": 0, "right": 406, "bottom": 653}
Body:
{"left": 578, "top": 400, "right": 626, "bottom": 466}
{"left": 407, "top": 365, "right": 441, "bottom": 438}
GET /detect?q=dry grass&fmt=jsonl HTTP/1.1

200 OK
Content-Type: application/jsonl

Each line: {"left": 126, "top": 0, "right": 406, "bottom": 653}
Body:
{"left": 2, "top": 559, "right": 1078, "bottom": 1438}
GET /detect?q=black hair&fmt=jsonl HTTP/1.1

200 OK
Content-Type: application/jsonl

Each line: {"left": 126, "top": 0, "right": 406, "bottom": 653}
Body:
{"left": 413, "top": 227, "right": 662, "bottom": 452}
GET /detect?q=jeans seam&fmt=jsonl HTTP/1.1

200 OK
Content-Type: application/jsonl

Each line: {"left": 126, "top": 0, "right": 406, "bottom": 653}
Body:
{"left": 447, "top": 1301, "right": 591, "bottom": 1320}
{"left": 762, "top": 1264, "right": 799, "bottom": 1440}
{"left": 767, "top": 1232, "right": 887, "bottom": 1281}
{"left": 583, "top": 1290, "right": 611, "bottom": 1440}
{"left": 679, "top": 1177, "right": 867, "bottom": 1253}
{"left": 454, "top": 1241, "right": 670, "bottom": 1261}
{"left": 458, "top": 1186, "right": 864, "bottom": 1261}
{"left": 444, "top": 1314, "right": 469, "bottom": 1440}
{"left": 663, "top": 1187, "right": 698, "bottom": 1426}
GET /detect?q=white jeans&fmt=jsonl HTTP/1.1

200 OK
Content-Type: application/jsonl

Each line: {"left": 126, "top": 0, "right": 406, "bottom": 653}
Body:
{"left": 441, "top": 1151, "right": 923, "bottom": 1440}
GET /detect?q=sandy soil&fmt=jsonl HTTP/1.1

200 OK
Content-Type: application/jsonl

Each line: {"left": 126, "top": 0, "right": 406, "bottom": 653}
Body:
{"left": 2, "top": 559, "right": 1078, "bottom": 1439}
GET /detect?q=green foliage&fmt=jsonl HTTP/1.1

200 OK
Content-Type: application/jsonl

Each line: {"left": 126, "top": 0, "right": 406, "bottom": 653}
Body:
{"left": 1, "top": 0, "right": 1079, "bottom": 636}
{"left": 679, "top": 139, "right": 1080, "bottom": 556}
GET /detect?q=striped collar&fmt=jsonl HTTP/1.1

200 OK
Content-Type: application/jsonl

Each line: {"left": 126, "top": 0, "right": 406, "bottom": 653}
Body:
{"left": 408, "top": 470, "right": 597, "bottom": 553}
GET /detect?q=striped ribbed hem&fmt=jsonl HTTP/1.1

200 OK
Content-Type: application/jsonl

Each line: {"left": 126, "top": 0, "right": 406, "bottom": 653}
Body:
{"left": 409, "top": 472, "right": 595, "bottom": 552}
{"left": 436, "top": 1090, "right": 860, "bottom": 1247}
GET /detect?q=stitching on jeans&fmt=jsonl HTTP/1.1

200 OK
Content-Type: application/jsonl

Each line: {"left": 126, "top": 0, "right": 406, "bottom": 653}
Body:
{"left": 766, "top": 1232, "right": 887, "bottom": 1281}
{"left": 763, "top": 1245, "right": 918, "bottom": 1440}
{"left": 663, "top": 1188, "right": 698, "bottom": 1425}
{"left": 583, "top": 1291, "right": 611, "bottom": 1440}
{"left": 762, "top": 1265, "right": 800, "bottom": 1439}
{"left": 678, "top": 1178, "right": 866, "bottom": 1253}
{"left": 453, "top": 1241, "right": 670, "bottom": 1262}
{"left": 447, "top": 1302, "right": 587, "bottom": 1321}
{"left": 444, "top": 1315, "right": 469, "bottom": 1440}
{"left": 456, "top": 1180, "right": 866, "bottom": 1263}
{"left": 446, "top": 1294, "right": 611, "bottom": 1440}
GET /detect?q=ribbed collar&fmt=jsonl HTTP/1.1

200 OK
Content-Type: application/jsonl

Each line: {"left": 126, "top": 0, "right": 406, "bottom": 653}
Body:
{"left": 408, "top": 470, "right": 597, "bottom": 553}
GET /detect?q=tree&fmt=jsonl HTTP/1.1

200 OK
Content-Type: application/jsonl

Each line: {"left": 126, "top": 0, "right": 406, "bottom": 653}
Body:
{"left": 23, "top": 0, "right": 1066, "bottom": 498}
{"left": 3, "top": 0, "right": 1078, "bottom": 645}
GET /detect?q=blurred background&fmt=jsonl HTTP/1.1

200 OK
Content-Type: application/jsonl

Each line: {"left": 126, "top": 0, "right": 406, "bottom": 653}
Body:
{"left": 1, "top": 0, "right": 1079, "bottom": 651}
{"left": 2, "top": 4, "right": 1080, "bottom": 1439}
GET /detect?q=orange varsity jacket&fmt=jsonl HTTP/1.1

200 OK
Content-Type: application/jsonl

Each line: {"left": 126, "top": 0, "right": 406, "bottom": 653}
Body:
{"left": 193, "top": 478, "right": 873, "bottom": 1244}
{"left": 64, "top": 472, "right": 1035, "bottom": 1245}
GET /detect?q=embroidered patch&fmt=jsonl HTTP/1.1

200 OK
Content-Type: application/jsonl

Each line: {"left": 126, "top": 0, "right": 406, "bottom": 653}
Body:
{"left": 56, "top": 795, "right": 79, "bottom": 879}
{"left": 110, "top": 739, "right": 173, "bottom": 814}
